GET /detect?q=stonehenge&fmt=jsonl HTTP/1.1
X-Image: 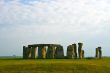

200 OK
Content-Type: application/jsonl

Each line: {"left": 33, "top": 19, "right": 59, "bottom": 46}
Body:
{"left": 95, "top": 47, "right": 102, "bottom": 59}
{"left": 23, "top": 44, "right": 64, "bottom": 59}
{"left": 23, "top": 43, "right": 102, "bottom": 59}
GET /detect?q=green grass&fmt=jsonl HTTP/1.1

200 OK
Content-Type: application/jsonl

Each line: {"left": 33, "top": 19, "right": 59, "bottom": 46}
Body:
{"left": 0, "top": 58, "right": 110, "bottom": 73}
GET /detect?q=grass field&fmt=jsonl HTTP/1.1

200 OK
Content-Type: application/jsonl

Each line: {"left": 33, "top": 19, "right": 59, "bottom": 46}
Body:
{"left": 0, "top": 58, "right": 110, "bottom": 73}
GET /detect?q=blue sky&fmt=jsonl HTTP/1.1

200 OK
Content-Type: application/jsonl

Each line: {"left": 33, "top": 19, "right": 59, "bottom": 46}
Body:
{"left": 0, "top": 0, "right": 110, "bottom": 57}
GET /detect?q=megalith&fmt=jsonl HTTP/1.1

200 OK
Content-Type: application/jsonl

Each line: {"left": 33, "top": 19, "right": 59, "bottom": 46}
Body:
{"left": 55, "top": 45, "right": 64, "bottom": 59}
{"left": 96, "top": 47, "right": 102, "bottom": 59}
{"left": 38, "top": 46, "right": 43, "bottom": 59}
{"left": 23, "top": 46, "right": 31, "bottom": 59}
{"left": 78, "top": 43, "right": 83, "bottom": 59}
{"left": 67, "top": 45, "right": 74, "bottom": 59}
{"left": 95, "top": 48, "right": 98, "bottom": 58}
{"left": 98, "top": 47, "right": 102, "bottom": 59}
{"left": 42, "top": 46, "right": 47, "bottom": 59}
{"left": 38, "top": 46, "right": 47, "bottom": 59}
{"left": 31, "top": 47, "right": 37, "bottom": 59}
{"left": 46, "top": 45, "right": 56, "bottom": 59}
{"left": 72, "top": 44, "right": 77, "bottom": 59}
{"left": 82, "top": 50, "right": 84, "bottom": 58}
{"left": 23, "top": 46, "right": 27, "bottom": 59}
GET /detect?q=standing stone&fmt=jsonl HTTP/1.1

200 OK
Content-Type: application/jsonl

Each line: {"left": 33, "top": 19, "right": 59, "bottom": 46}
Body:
{"left": 41, "top": 46, "right": 47, "bottom": 59}
{"left": 23, "top": 46, "right": 31, "bottom": 59}
{"left": 55, "top": 45, "right": 64, "bottom": 59}
{"left": 38, "top": 46, "right": 43, "bottom": 59}
{"left": 46, "top": 45, "right": 56, "bottom": 59}
{"left": 31, "top": 47, "right": 37, "bottom": 59}
{"left": 96, "top": 47, "right": 102, "bottom": 59}
{"left": 72, "top": 44, "right": 77, "bottom": 59}
{"left": 95, "top": 48, "right": 99, "bottom": 58}
{"left": 38, "top": 46, "right": 46, "bottom": 59}
{"left": 98, "top": 47, "right": 102, "bottom": 59}
{"left": 23, "top": 46, "right": 27, "bottom": 59}
{"left": 82, "top": 50, "right": 84, "bottom": 59}
{"left": 27, "top": 47, "right": 32, "bottom": 59}
{"left": 67, "top": 45, "right": 74, "bottom": 59}
{"left": 78, "top": 43, "right": 83, "bottom": 59}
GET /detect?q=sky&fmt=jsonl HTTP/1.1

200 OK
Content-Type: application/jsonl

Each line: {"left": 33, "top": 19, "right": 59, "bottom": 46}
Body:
{"left": 0, "top": 0, "right": 110, "bottom": 57}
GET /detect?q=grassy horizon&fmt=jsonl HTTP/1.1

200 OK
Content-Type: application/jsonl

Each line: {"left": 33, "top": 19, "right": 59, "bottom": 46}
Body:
{"left": 0, "top": 58, "right": 110, "bottom": 73}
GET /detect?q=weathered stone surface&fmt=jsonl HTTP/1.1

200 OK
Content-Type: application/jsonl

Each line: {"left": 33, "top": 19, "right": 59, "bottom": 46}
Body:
{"left": 25, "top": 48, "right": 31, "bottom": 59}
{"left": 46, "top": 45, "right": 56, "bottom": 59}
{"left": 55, "top": 46, "right": 64, "bottom": 59}
{"left": 31, "top": 47, "right": 37, "bottom": 59}
{"left": 72, "top": 44, "right": 77, "bottom": 59}
{"left": 82, "top": 50, "right": 84, "bottom": 58}
{"left": 38, "top": 46, "right": 43, "bottom": 59}
{"left": 23, "top": 46, "right": 32, "bottom": 59}
{"left": 41, "top": 46, "right": 47, "bottom": 59}
{"left": 23, "top": 43, "right": 88, "bottom": 59}
{"left": 67, "top": 45, "right": 74, "bottom": 59}
{"left": 78, "top": 43, "right": 83, "bottom": 59}
{"left": 24, "top": 44, "right": 63, "bottom": 59}
{"left": 28, "top": 44, "right": 61, "bottom": 47}
{"left": 96, "top": 47, "right": 102, "bottom": 59}
{"left": 98, "top": 47, "right": 102, "bottom": 59}
{"left": 95, "top": 48, "right": 98, "bottom": 58}
{"left": 38, "top": 46, "right": 46, "bottom": 59}
{"left": 23, "top": 46, "right": 27, "bottom": 59}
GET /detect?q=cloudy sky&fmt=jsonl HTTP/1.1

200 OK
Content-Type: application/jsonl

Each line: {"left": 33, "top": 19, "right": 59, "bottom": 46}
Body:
{"left": 0, "top": 0, "right": 110, "bottom": 57}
